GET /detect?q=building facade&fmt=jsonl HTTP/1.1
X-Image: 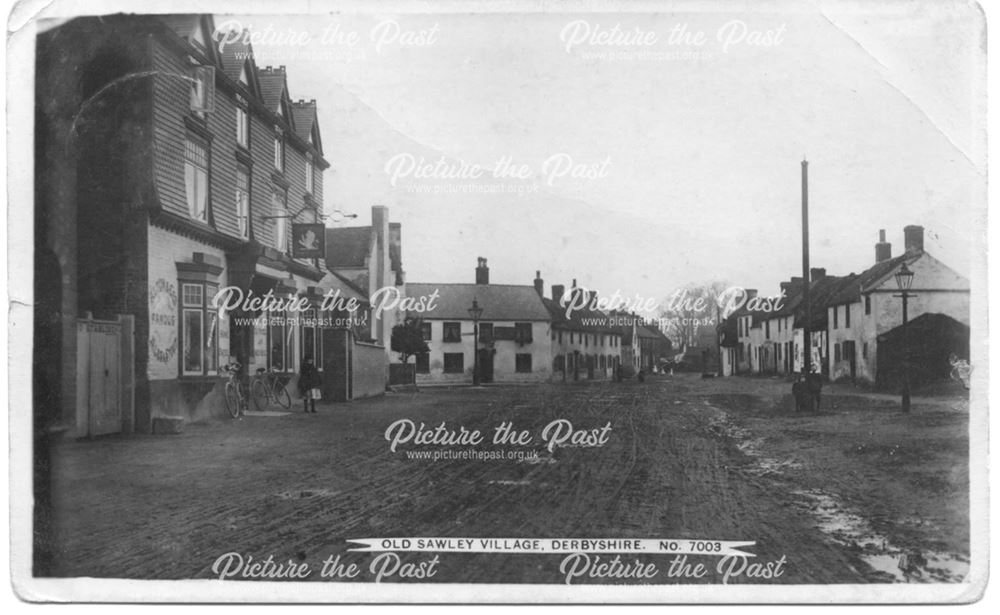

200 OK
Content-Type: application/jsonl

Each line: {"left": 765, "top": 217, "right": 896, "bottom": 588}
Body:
{"left": 37, "top": 15, "right": 330, "bottom": 435}
{"left": 541, "top": 277, "right": 621, "bottom": 381}
{"left": 408, "top": 260, "right": 553, "bottom": 384}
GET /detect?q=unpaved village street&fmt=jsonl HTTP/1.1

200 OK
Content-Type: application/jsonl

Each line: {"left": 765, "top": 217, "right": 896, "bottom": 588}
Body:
{"left": 44, "top": 374, "right": 970, "bottom": 585}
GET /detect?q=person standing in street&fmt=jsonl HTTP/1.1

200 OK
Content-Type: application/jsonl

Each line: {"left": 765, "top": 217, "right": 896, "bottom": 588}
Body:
{"left": 298, "top": 356, "right": 322, "bottom": 413}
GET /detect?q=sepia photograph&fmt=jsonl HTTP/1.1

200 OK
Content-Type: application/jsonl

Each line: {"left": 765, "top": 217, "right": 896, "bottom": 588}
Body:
{"left": 8, "top": 0, "right": 989, "bottom": 603}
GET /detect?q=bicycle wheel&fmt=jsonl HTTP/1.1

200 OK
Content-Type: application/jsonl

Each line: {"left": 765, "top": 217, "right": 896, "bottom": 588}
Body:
{"left": 251, "top": 379, "right": 269, "bottom": 411}
{"left": 224, "top": 381, "right": 241, "bottom": 418}
{"left": 275, "top": 384, "right": 291, "bottom": 409}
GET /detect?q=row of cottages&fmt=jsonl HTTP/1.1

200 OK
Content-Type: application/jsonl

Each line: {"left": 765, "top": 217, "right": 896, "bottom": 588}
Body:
{"left": 719, "top": 225, "right": 970, "bottom": 389}
{"left": 404, "top": 259, "right": 675, "bottom": 384}
{"left": 541, "top": 277, "right": 623, "bottom": 381}
{"left": 35, "top": 14, "right": 388, "bottom": 437}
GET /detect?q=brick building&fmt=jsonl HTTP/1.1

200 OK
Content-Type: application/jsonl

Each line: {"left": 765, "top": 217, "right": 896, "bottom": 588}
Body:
{"left": 36, "top": 15, "right": 331, "bottom": 435}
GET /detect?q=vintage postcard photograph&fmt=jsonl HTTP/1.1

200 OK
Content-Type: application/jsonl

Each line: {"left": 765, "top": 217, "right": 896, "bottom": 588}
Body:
{"left": 8, "top": 0, "right": 988, "bottom": 604}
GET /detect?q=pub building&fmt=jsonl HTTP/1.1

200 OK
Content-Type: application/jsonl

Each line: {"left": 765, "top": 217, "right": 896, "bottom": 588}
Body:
{"left": 36, "top": 14, "right": 331, "bottom": 435}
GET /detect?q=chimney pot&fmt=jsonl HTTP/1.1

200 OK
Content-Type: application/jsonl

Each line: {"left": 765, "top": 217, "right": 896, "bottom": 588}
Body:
{"left": 904, "top": 225, "right": 924, "bottom": 253}
{"left": 875, "top": 228, "right": 892, "bottom": 262}
{"left": 552, "top": 284, "right": 565, "bottom": 305}
{"left": 475, "top": 257, "right": 490, "bottom": 285}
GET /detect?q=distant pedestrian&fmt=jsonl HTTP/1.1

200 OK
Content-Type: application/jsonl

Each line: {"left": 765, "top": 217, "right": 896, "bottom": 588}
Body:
{"left": 616, "top": 364, "right": 623, "bottom": 383}
{"left": 637, "top": 369, "right": 645, "bottom": 383}
{"left": 298, "top": 356, "right": 322, "bottom": 413}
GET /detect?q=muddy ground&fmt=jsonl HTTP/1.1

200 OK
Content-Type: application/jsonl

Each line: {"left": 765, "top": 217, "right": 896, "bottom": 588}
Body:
{"left": 41, "top": 373, "right": 970, "bottom": 584}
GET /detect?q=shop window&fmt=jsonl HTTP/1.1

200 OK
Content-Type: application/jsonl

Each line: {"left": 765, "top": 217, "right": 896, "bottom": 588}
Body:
{"left": 443, "top": 322, "right": 461, "bottom": 343}
{"left": 180, "top": 281, "right": 219, "bottom": 376}
{"left": 420, "top": 322, "right": 432, "bottom": 341}
{"left": 301, "top": 308, "right": 318, "bottom": 364}
{"left": 236, "top": 166, "right": 250, "bottom": 239}
{"left": 443, "top": 352, "right": 464, "bottom": 373}
{"left": 184, "top": 137, "right": 209, "bottom": 222}
{"left": 416, "top": 352, "right": 430, "bottom": 374}
{"left": 516, "top": 353, "right": 532, "bottom": 373}
{"left": 269, "top": 313, "right": 293, "bottom": 372}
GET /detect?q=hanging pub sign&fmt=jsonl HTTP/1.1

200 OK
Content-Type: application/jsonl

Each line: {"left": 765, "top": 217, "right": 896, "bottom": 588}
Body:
{"left": 292, "top": 223, "right": 326, "bottom": 259}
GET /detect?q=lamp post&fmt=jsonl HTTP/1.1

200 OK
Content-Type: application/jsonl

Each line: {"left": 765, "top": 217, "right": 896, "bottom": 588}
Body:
{"left": 894, "top": 262, "right": 915, "bottom": 413}
{"left": 468, "top": 298, "right": 484, "bottom": 386}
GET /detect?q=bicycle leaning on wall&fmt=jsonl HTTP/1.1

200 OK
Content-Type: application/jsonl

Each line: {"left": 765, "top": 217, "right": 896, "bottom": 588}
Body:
{"left": 252, "top": 366, "right": 292, "bottom": 411}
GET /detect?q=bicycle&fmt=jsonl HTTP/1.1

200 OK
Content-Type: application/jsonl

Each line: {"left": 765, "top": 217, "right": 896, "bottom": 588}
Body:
{"left": 221, "top": 362, "right": 249, "bottom": 418}
{"left": 252, "top": 366, "right": 291, "bottom": 411}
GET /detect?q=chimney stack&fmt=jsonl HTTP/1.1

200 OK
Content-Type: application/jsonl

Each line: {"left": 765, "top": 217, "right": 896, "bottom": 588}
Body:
{"left": 875, "top": 228, "right": 892, "bottom": 262}
{"left": 533, "top": 270, "right": 544, "bottom": 297}
{"left": 587, "top": 290, "right": 597, "bottom": 307}
{"left": 904, "top": 225, "right": 924, "bottom": 254}
{"left": 745, "top": 289, "right": 758, "bottom": 300}
{"left": 552, "top": 284, "right": 565, "bottom": 305}
{"left": 475, "top": 257, "right": 489, "bottom": 285}
{"left": 810, "top": 267, "right": 826, "bottom": 281}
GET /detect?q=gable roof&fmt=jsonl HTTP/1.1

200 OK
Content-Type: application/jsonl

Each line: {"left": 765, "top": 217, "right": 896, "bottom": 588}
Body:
{"left": 258, "top": 66, "right": 291, "bottom": 120}
{"left": 291, "top": 100, "right": 322, "bottom": 154}
{"left": 828, "top": 252, "right": 922, "bottom": 306}
{"left": 542, "top": 296, "right": 616, "bottom": 333}
{"left": 325, "top": 227, "right": 372, "bottom": 270}
{"left": 406, "top": 283, "right": 551, "bottom": 322}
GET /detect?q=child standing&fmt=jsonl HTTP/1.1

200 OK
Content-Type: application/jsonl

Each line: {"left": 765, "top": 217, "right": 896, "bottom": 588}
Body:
{"left": 298, "top": 356, "right": 322, "bottom": 413}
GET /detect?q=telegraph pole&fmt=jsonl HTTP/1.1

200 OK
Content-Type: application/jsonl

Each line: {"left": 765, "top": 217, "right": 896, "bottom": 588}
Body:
{"left": 801, "top": 158, "right": 811, "bottom": 377}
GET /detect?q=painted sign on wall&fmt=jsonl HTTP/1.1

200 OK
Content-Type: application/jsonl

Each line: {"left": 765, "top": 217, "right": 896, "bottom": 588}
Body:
{"left": 149, "top": 278, "right": 178, "bottom": 379}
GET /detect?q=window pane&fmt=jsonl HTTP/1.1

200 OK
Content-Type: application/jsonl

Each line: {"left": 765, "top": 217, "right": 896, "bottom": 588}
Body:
{"left": 183, "top": 309, "right": 203, "bottom": 373}
{"left": 182, "top": 283, "right": 203, "bottom": 307}
{"left": 205, "top": 311, "right": 218, "bottom": 373}
{"left": 270, "top": 316, "right": 285, "bottom": 371}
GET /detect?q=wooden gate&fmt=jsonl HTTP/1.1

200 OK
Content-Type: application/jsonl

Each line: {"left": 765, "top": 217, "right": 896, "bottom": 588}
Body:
{"left": 76, "top": 315, "right": 135, "bottom": 437}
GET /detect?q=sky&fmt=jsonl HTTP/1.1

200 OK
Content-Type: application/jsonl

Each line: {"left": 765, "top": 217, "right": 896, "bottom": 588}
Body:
{"left": 215, "top": 1, "right": 984, "bottom": 310}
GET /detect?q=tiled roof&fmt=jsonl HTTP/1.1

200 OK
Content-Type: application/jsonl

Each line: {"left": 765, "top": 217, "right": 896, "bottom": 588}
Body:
{"left": 317, "top": 270, "right": 368, "bottom": 302}
{"left": 406, "top": 283, "right": 551, "bottom": 322}
{"left": 158, "top": 14, "right": 198, "bottom": 39}
{"left": 325, "top": 227, "right": 372, "bottom": 269}
{"left": 258, "top": 66, "right": 287, "bottom": 115}
{"left": 218, "top": 32, "right": 252, "bottom": 82}
{"left": 542, "top": 297, "right": 615, "bottom": 333}
{"left": 290, "top": 101, "right": 316, "bottom": 141}
{"left": 828, "top": 252, "right": 921, "bottom": 306}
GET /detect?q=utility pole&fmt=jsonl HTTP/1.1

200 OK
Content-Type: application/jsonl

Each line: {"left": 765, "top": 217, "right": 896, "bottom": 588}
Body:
{"left": 801, "top": 158, "right": 811, "bottom": 377}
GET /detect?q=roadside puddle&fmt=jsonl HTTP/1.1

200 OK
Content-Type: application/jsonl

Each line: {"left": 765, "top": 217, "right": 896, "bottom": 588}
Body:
{"left": 705, "top": 404, "right": 969, "bottom": 583}
{"left": 791, "top": 489, "right": 969, "bottom": 583}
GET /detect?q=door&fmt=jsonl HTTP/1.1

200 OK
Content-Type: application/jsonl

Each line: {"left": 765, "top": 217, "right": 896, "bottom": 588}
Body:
{"left": 76, "top": 318, "right": 123, "bottom": 436}
{"left": 479, "top": 348, "right": 494, "bottom": 383}
{"left": 843, "top": 341, "right": 857, "bottom": 381}
{"left": 321, "top": 328, "right": 350, "bottom": 402}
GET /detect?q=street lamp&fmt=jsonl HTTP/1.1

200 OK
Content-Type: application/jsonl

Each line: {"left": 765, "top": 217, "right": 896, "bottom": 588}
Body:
{"left": 894, "top": 262, "right": 915, "bottom": 413}
{"left": 467, "top": 298, "right": 484, "bottom": 386}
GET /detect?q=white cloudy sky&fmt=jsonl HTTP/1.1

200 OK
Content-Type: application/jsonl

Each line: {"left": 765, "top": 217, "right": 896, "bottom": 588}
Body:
{"left": 217, "top": 1, "right": 981, "bottom": 303}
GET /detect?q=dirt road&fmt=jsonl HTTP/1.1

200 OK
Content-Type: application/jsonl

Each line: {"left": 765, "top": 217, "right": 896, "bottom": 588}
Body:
{"left": 43, "top": 374, "right": 969, "bottom": 584}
